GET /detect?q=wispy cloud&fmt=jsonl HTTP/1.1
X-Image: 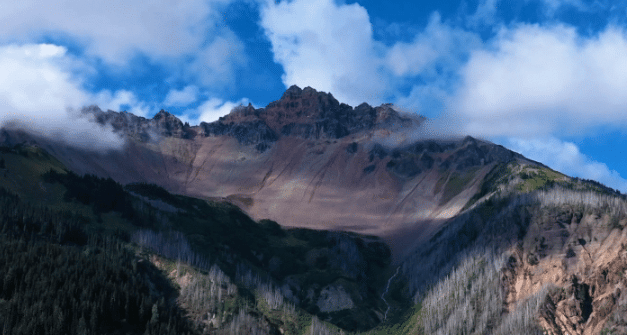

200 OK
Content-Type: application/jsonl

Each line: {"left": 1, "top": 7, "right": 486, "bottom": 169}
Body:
{"left": 163, "top": 86, "right": 199, "bottom": 107}
{"left": 178, "top": 97, "right": 251, "bottom": 125}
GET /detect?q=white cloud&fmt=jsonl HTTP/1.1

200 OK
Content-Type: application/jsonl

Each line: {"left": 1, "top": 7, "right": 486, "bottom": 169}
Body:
{"left": 504, "top": 137, "right": 627, "bottom": 193}
{"left": 260, "top": 0, "right": 481, "bottom": 109}
{"left": 0, "top": 43, "right": 126, "bottom": 150}
{"left": 0, "top": 0, "right": 246, "bottom": 91}
{"left": 163, "top": 86, "right": 199, "bottom": 107}
{"left": 0, "top": 44, "right": 87, "bottom": 112}
{"left": 184, "top": 31, "right": 248, "bottom": 89}
{"left": 93, "top": 90, "right": 152, "bottom": 118}
{"left": 452, "top": 24, "right": 627, "bottom": 138}
{"left": 0, "top": 0, "right": 229, "bottom": 64}
{"left": 197, "top": 98, "right": 250, "bottom": 123}
{"left": 259, "top": 0, "right": 389, "bottom": 106}
{"left": 179, "top": 97, "right": 250, "bottom": 125}
{"left": 386, "top": 13, "right": 481, "bottom": 78}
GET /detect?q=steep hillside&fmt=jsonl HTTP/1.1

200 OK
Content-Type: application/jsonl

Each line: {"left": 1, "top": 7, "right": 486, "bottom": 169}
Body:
{"left": 376, "top": 164, "right": 627, "bottom": 335}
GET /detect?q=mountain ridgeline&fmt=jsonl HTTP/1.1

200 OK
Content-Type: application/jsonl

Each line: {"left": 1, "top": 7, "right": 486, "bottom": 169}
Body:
{"left": 1, "top": 86, "right": 627, "bottom": 334}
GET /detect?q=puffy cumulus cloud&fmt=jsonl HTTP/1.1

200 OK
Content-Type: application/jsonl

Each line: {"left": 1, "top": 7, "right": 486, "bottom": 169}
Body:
{"left": 259, "top": 0, "right": 389, "bottom": 106}
{"left": 163, "top": 86, "right": 199, "bottom": 107}
{"left": 0, "top": 44, "right": 87, "bottom": 112}
{"left": 0, "top": 43, "right": 134, "bottom": 151}
{"left": 0, "top": 0, "right": 229, "bottom": 65}
{"left": 504, "top": 137, "right": 627, "bottom": 193}
{"left": 260, "top": 0, "right": 481, "bottom": 109}
{"left": 452, "top": 24, "right": 627, "bottom": 138}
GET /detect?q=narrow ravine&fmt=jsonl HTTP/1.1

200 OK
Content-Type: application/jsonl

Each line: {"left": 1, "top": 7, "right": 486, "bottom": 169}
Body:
{"left": 381, "top": 266, "right": 401, "bottom": 321}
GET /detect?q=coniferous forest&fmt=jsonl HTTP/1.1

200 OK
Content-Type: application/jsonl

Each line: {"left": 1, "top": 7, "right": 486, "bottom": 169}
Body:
{"left": 0, "top": 186, "right": 194, "bottom": 334}
{"left": 0, "top": 145, "right": 393, "bottom": 334}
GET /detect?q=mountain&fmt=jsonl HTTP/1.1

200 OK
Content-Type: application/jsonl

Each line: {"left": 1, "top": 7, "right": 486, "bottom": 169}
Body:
{"left": 3, "top": 85, "right": 539, "bottom": 261}
{"left": 1, "top": 86, "right": 627, "bottom": 334}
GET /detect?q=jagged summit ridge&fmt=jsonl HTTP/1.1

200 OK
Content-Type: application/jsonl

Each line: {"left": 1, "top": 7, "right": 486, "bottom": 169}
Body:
{"left": 215, "top": 85, "right": 418, "bottom": 139}
{"left": 87, "top": 85, "right": 421, "bottom": 148}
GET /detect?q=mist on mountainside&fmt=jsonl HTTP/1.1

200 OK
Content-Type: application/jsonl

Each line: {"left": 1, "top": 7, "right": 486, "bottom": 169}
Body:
{"left": 0, "top": 44, "right": 127, "bottom": 151}
{"left": 0, "top": 108, "right": 125, "bottom": 151}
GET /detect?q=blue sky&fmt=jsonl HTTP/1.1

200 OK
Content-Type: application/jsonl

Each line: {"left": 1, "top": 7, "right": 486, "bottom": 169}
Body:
{"left": 0, "top": 0, "right": 626, "bottom": 192}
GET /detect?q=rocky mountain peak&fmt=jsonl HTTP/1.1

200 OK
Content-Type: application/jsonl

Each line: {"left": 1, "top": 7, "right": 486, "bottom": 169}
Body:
{"left": 85, "top": 86, "right": 421, "bottom": 149}
{"left": 207, "top": 85, "right": 418, "bottom": 145}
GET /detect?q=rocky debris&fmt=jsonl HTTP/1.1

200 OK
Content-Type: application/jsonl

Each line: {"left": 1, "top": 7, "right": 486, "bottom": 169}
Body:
{"left": 381, "top": 136, "right": 523, "bottom": 179}
{"left": 501, "top": 204, "right": 627, "bottom": 335}
{"left": 368, "top": 143, "right": 388, "bottom": 161}
{"left": 346, "top": 142, "right": 359, "bottom": 154}
{"left": 386, "top": 157, "right": 422, "bottom": 178}
{"left": 316, "top": 284, "right": 355, "bottom": 312}
{"left": 540, "top": 277, "right": 593, "bottom": 335}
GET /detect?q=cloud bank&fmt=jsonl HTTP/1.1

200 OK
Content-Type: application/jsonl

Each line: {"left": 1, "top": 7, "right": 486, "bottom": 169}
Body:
{"left": 0, "top": 43, "right": 136, "bottom": 151}
{"left": 453, "top": 24, "right": 627, "bottom": 138}
{"left": 0, "top": 0, "right": 248, "bottom": 94}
